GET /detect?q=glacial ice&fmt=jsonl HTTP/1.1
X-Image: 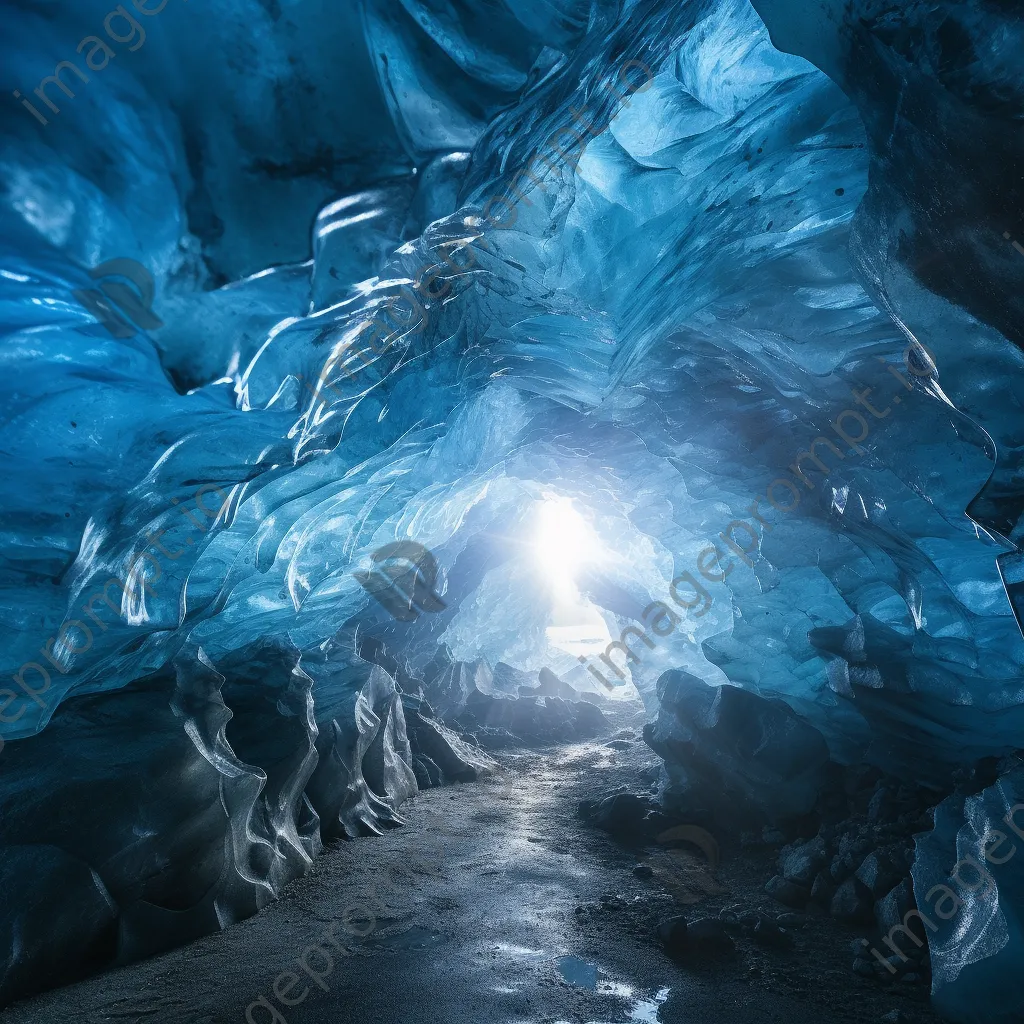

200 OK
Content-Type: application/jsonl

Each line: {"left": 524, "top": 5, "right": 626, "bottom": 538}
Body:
{"left": 912, "top": 761, "right": 1024, "bottom": 1024}
{"left": 0, "top": 0, "right": 1022, "bottom": 1014}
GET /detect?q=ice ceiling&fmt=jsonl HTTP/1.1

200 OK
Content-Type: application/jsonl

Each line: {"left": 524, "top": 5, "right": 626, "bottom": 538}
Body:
{"left": 1, "top": 0, "right": 1023, "bottom": 1019}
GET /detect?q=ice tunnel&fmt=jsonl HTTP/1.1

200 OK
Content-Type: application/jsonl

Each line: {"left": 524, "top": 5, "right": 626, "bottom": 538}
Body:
{"left": 1, "top": 0, "right": 1023, "bottom": 1022}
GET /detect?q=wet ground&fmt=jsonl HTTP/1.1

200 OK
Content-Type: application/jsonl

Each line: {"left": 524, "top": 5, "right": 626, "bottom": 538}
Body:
{"left": 3, "top": 710, "right": 944, "bottom": 1024}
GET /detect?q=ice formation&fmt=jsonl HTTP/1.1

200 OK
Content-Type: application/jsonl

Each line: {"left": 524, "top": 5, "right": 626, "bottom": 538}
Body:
{"left": 0, "top": 0, "right": 1022, "bottom": 1016}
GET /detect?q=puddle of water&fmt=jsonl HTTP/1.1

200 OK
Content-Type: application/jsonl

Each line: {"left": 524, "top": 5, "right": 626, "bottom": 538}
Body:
{"left": 551, "top": 956, "right": 671, "bottom": 1024}
{"left": 628, "top": 987, "right": 671, "bottom": 1023}
{"left": 557, "top": 955, "right": 599, "bottom": 989}
{"left": 548, "top": 989, "right": 669, "bottom": 1024}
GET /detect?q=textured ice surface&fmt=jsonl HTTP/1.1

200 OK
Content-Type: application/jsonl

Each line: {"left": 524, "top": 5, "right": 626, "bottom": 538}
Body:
{"left": 912, "top": 762, "right": 1024, "bottom": 1024}
{"left": 1, "top": 0, "right": 1023, "bottom": 1013}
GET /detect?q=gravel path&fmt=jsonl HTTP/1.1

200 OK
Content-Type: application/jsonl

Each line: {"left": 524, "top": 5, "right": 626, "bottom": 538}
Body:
{"left": 2, "top": 718, "right": 944, "bottom": 1024}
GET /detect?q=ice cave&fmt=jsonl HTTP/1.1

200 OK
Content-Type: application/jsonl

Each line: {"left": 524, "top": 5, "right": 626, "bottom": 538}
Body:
{"left": 1, "top": 0, "right": 1022, "bottom": 1022}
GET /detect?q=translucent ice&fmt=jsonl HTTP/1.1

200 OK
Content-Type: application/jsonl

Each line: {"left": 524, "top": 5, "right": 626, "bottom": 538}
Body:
{"left": 1, "top": 0, "right": 1022, "bottom": 1011}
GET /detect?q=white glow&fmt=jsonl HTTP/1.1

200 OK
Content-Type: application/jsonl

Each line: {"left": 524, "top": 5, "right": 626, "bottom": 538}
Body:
{"left": 532, "top": 496, "right": 613, "bottom": 656}
{"left": 533, "top": 496, "right": 605, "bottom": 591}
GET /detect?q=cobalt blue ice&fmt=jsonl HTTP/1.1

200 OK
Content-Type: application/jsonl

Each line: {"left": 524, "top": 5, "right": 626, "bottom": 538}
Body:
{"left": 0, "top": 0, "right": 1022, "bottom": 1019}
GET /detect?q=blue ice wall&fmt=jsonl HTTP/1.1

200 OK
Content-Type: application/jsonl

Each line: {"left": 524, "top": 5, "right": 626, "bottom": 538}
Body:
{"left": 1, "top": 0, "right": 1022, "bottom": 1013}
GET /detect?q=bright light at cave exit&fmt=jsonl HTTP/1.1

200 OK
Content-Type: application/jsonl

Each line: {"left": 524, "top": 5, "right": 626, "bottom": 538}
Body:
{"left": 532, "top": 496, "right": 613, "bottom": 656}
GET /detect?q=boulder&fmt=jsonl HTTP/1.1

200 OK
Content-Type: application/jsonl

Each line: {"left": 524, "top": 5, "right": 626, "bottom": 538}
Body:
{"left": 831, "top": 877, "right": 875, "bottom": 923}
{"left": 657, "top": 915, "right": 735, "bottom": 956}
{"left": 582, "top": 792, "right": 653, "bottom": 837}
{"left": 644, "top": 670, "right": 831, "bottom": 827}
{"left": 874, "top": 879, "right": 918, "bottom": 938}
{"left": 765, "top": 874, "right": 811, "bottom": 908}
{"left": 855, "top": 850, "right": 904, "bottom": 899}
{"left": 779, "top": 836, "right": 828, "bottom": 887}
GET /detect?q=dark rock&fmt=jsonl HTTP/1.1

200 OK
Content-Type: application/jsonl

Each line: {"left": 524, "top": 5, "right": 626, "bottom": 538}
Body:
{"left": 779, "top": 836, "right": 828, "bottom": 887}
{"left": 644, "top": 671, "right": 832, "bottom": 827}
{"left": 829, "top": 853, "right": 846, "bottom": 883}
{"left": 844, "top": 763, "right": 884, "bottom": 800}
{"left": 883, "top": 954, "right": 904, "bottom": 976}
{"left": 831, "top": 877, "right": 875, "bottom": 923}
{"left": 0, "top": 845, "right": 119, "bottom": 1003}
{"left": 810, "top": 870, "right": 835, "bottom": 905}
{"left": 575, "top": 700, "right": 608, "bottom": 735}
{"left": 632, "top": 863, "right": 654, "bottom": 879}
{"left": 459, "top": 690, "right": 577, "bottom": 744}
{"left": 535, "top": 667, "right": 581, "bottom": 700}
{"left": 868, "top": 786, "right": 899, "bottom": 822}
{"left": 686, "top": 917, "right": 736, "bottom": 951}
{"left": 657, "top": 916, "right": 735, "bottom": 955}
{"left": 853, "top": 957, "right": 875, "bottom": 977}
{"left": 832, "top": 834, "right": 874, "bottom": 882}
{"left": 753, "top": 919, "right": 794, "bottom": 949}
{"left": 765, "top": 874, "right": 811, "bottom": 908}
{"left": 655, "top": 915, "right": 688, "bottom": 948}
{"left": 815, "top": 766, "right": 849, "bottom": 821}
{"left": 897, "top": 810, "right": 932, "bottom": 833}
{"left": 874, "top": 879, "right": 921, "bottom": 939}
{"left": 895, "top": 784, "right": 920, "bottom": 805}
{"left": 838, "top": 833, "right": 873, "bottom": 870}
{"left": 641, "top": 809, "right": 675, "bottom": 834}
{"left": 427, "top": 660, "right": 604, "bottom": 745}
{"left": 605, "top": 739, "right": 633, "bottom": 750}
{"left": 855, "top": 851, "right": 903, "bottom": 899}
{"left": 589, "top": 792, "right": 653, "bottom": 837}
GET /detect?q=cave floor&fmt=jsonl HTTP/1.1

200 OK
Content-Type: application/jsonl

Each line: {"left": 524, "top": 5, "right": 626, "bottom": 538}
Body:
{"left": 5, "top": 710, "right": 944, "bottom": 1024}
